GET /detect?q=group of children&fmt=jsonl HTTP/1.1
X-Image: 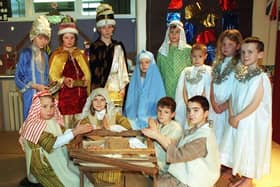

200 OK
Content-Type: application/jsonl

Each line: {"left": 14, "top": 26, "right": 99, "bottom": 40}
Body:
{"left": 13, "top": 3, "right": 272, "bottom": 187}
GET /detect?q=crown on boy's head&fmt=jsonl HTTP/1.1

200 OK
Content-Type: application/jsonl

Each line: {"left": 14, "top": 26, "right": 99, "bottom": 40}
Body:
{"left": 30, "top": 16, "right": 51, "bottom": 41}
{"left": 58, "top": 15, "right": 78, "bottom": 35}
{"left": 96, "top": 3, "right": 116, "bottom": 28}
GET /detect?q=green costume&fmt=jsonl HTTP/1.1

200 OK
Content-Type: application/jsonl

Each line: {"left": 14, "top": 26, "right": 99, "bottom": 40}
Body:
{"left": 157, "top": 45, "right": 191, "bottom": 98}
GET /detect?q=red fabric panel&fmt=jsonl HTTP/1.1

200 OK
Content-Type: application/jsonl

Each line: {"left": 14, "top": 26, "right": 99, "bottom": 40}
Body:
{"left": 272, "top": 29, "right": 280, "bottom": 144}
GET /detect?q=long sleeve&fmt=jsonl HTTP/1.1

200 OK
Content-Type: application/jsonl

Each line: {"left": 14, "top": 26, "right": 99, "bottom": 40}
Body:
{"left": 14, "top": 49, "right": 33, "bottom": 93}
{"left": 115, "top": 113, "right": 131, "bottom": 129}
{"left": 53, "top": 129, "right": 74, "bottom": 149}
{"left": 166, "top": 137, "right": 207, "bottom": 163}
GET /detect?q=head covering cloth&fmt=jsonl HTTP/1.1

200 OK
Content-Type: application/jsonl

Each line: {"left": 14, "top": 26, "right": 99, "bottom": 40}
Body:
{"left": 158, "top": 20, "right": 188, "bottom": 56}
{"left": 124, "top": 50, "right": 166, "bottom": 129}
{"left": 78, "top": 88, "right": 115, "bottom": 120}
{"left": 20, "top": 90, "right": 64, "bottom": 144}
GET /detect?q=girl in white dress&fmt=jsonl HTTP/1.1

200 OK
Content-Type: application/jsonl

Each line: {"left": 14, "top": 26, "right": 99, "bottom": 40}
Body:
{"left": 223, "top": 37, "right": 272, "bottom": 187}
{"left": 175, "top": 43, "right": 211, "bottom": 128}
{"left": 210, "top": 29, "right": 242, "bottom": 147}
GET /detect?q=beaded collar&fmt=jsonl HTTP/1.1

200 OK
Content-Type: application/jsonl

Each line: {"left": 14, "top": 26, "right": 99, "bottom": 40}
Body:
{"left": 212, "top": 58, "right": 237, "bottom": 84}
{"left": 235, "top": 64, "right": 263, "bottom": 82}
{"left": 185, "top": 66, "right": 206, "bottom": 84}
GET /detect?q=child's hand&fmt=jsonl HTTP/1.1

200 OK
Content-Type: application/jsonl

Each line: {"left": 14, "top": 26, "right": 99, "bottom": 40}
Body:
{"left": 32, "top": 84, "right": 49, "bottom": 91}
{"left": 218, "top": 102, "right": 228, "bottom": 113}
{"left": 102, "top": 115, "right": 109, "bottom": 129}
{"left": 72, "top": 124, "right": 93, "bottom": 136}
{"left": 148, "top": 118, "right": 158, "bottom": 131}
{"left": 81, "top": 76, "right": 88, "bottom": 87}
{"left": 229, "top": 116, "right": 239, "bottom": 128}
{"left": 141, "top": 128, "right": 159, "bottom": 140}
{"left": 64, "top": 77, "right": 74, "bottom": 88}
{"left": 119, "top": 88, "right": 126, "bottom": 98}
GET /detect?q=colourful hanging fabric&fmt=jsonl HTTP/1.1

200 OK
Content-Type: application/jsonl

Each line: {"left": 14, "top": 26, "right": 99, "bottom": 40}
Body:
{"left": 166, "top": 12, "right": 181, "bottom": 25}
{"left": 266, "top": 0, "right": 277, "bottom": 20}
{"left": 168, "top": 0, "right": 183, "bottom": 10}
{"left": 219, "top": 0, "right": 237, "bottom": 11}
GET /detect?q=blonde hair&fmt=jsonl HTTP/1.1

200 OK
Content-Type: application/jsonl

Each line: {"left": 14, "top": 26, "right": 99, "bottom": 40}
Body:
{"left": 191, "top": 43, "right": 207, "bottom": 54}
{"left": 215, "top": 29, "right": 243, "bottom": 63}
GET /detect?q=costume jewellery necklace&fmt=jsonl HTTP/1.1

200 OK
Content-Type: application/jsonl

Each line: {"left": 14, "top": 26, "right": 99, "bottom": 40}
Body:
{"left": 185, "top": 66, "right": 206, "bottom": 84}
{"left": 212, "top": 58, "right": 236, "bottom": 84}
{"left": 235, "top": 64, "right": 263, "bottom": 83}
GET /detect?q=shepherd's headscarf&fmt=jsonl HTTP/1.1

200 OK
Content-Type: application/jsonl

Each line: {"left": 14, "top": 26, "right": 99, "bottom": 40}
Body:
{"left": 19, "top": 90, "right": 64, "bottom": 144}
{"left": 158, "top": 20, "right": 188, "bottom": 56}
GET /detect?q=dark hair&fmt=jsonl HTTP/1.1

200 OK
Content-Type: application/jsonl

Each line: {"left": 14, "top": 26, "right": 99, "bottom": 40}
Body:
{"left": 191, "top": 43, "right": 207, "bottom": 54}
{"left": 188, "top": 95, "right": 209, "bottom": 111}
{"left": 243, "top": 36, "right": 264, "bottom": 52}
{"left": 157, "top": 96, "right": 176, "bottom": 112}
{"left": 59, "top": 33, "right": 78, "bottom": 46}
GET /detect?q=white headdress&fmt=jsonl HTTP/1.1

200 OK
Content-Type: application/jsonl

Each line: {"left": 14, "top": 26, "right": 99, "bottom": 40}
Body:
{"left": 30, "top": 16, "right": 51, "bottom": 41}
{"left": 158, "top": 20, "right": 189, "bottom": 56}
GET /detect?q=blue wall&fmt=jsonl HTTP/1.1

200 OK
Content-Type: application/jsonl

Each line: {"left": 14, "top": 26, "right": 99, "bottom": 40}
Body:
{"left": 0, "top": 18, "right": 136, "bottom": 55}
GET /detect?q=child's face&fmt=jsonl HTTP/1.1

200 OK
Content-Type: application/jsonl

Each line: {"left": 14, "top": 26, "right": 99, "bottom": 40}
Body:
{"left": 99, "top": 25, "right": 114, "bottom": 40}
{"left": 62, "top": 33, "right": 76, "bottom": 49}
{"left": 187, "top": 101, "right": 208, "bottom": 127}
{"left": 157, "top": 106, "right": 175, "bottom": 125}
{"left": 168, "top": 26, "right": 180, "bottom": 44}
{"left": 92, "top": 95, "right": 106, "bottom": 112}
{"left": 33, "top": 35, "right": 49, "bottom": 49}
{"left": 191, "top": 49, "right": 207, "bottom": 67}
{"left": 221, "top": 37, "right": 240, "bottom": 57}
{"left": 241, "top": 43, "right": 264, "bottom": 68}
{"left": 40, "top": 97, "right": 55, "bottom": 120}
{"left": 139, "top": 58, "right": 151, "bottom": 74}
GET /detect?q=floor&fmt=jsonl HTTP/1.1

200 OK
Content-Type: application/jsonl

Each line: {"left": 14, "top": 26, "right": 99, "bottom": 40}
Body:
{"left": 0, "top": 131, "right": 279, "bottom": 187}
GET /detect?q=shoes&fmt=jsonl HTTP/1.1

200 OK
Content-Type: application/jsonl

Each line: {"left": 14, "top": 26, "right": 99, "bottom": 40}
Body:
{"left": 18, "top": 177, "right": 43, "bottom": 187}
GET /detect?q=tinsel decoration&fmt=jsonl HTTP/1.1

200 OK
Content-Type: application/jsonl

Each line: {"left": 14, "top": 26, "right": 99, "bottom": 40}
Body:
{"left": 166, "top": 12, "right": 181, "bottom": 25}
{"left": 184, "top": 21, "right": 196, "bottom": 43}
{"left": 219, "top": 0, "right": 237, "bottom": 11}
{"left": 168, "top": 0, "right": 183, "bottom": 10}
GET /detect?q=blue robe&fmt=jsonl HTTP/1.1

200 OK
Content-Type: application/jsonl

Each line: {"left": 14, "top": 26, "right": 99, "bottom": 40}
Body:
{"left": 14, "top": 47, "right": 49, "bottom": 119}
{"left": 124, "top": 51, "right": 166, "bottom": 129}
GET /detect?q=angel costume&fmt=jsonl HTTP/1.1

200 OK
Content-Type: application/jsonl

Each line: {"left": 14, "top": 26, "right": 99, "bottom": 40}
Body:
{"left": 210, "top": 57, "right": 237, "bottom": 146}
{"left": 220, "top": 65, "right": 272, "bottom": 179}
{"left": 157, "top": 20, "right": 192, "bottom": 98}
{"left": 175, "top": 64, "right": 212, "bottom": 128}
{"left": 124, "top": 50, "right": 166, "bottom": 130}
{"left": 19, "top": 91, "right": 92, "bottom": 187}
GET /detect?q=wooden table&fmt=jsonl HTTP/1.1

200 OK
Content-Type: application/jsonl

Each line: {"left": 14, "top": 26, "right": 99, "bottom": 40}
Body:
{"left": 68, "top": 129, "right": 159, "bottom": 187}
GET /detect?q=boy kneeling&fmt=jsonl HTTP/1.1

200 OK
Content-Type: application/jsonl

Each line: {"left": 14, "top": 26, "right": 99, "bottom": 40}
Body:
{"left": 142, "top": 96, "right": 220, "bottom": 187}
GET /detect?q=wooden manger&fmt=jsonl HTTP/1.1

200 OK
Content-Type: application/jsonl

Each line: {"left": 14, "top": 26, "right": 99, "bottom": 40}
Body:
{"left": 68, "top": 129, "right": 159, "bottom": 187}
